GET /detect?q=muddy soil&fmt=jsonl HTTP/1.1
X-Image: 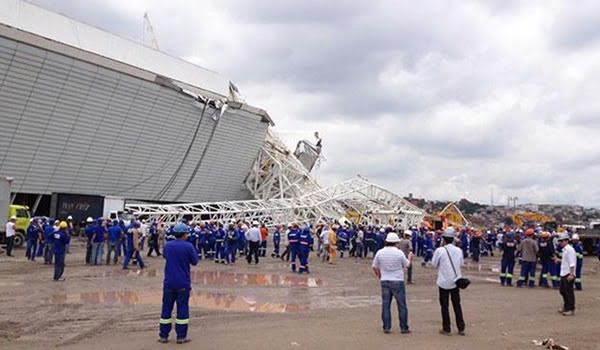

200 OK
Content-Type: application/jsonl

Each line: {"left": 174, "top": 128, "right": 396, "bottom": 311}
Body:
{"left": 1, "top": 242, "right": 598, "bottom": 350}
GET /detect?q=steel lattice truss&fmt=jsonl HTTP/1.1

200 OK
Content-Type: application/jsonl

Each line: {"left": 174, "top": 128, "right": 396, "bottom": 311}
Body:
{"left": 127, "top": 178, "right": 424, "bottom": 229}
{"left": 127, "top": 131, "right": 424, "bottom": 228}
{"left": 245, "top": 130, "right": 321, "bottom": 200}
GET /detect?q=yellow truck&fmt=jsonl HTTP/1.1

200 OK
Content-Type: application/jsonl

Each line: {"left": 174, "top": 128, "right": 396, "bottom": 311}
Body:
{"left": 1, "top": 177, "right": 31, "bottom": 248}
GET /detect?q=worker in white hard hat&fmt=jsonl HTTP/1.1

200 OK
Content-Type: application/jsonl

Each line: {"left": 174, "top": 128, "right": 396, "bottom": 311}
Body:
{"left": 85, "top": 217, "right": 96, "bottom": 265}
{"left": 571, "top": 234, "right": 583, "bottom": 291}
{"left": 553, "top": 232, "right": 576, "bottom": 316}
{"left": 432, "top": 228, "right": 466, "bottom": 335}
{"left": 371, "top": 232, "right": 412, "bottom": 334}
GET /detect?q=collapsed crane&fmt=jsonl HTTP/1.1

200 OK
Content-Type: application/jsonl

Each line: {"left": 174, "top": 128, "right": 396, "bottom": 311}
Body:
{"left": 127, "top": 131, "right": 424, "bottom": 229}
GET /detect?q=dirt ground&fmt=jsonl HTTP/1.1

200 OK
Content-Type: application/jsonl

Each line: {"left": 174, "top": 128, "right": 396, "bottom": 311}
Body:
{"left": 0, "top": 241, "right": 599, "bottom": 350}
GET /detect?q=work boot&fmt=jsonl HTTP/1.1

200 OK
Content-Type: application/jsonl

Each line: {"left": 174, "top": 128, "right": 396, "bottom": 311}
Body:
{"left": 562, "top": 311, "right": 574, "bottom": 316}
{"left": 157, "top": 338, "right": 168, "bottom": 343}
{"left": 176, "top": 338, "right": 191, "bottom": 344}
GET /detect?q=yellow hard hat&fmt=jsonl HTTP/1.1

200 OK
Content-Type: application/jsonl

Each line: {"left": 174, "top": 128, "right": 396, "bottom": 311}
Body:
{"left": 59, "top": 221, "right": 68, "bottom": 229}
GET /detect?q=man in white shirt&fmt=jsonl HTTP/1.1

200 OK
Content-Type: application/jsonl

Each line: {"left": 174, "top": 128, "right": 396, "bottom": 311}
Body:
{"left": 372, "top": 232, "right": 412, "bottom": 334}
{"left": 432, "top": 228, "right": 466, "bottom": 336}
{"left": 319, "top": 226, "right": 330, "bottom": 263}
{"left": 245, "top": 221, "right": 262, "bottom": 264}
{"left": 553, "top": 233, "right": 577, "bottom": 316}
{"left": 5, "top": 216, "right": 17, "bottom": 257}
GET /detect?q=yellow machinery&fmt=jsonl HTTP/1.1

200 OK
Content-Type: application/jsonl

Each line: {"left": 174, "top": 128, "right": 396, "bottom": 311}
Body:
{"left": 511, "top": 212, "right": 554, "bottom": 227}
{"left": 439, "top": 202, "right": 468, "bottom": 228}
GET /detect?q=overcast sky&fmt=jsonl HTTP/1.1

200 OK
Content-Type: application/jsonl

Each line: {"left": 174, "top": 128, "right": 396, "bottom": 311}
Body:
{"left": 29, "top": 0, "right": 600, "bottom": 207}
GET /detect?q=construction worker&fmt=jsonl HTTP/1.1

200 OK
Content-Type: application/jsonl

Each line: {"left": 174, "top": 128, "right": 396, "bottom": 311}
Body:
{"left": 91, "top": 218, "right": 107, "bottom": 266}
{"left": 355, "top": 226, "right": 365, "bottom": 258}
{"left": 571, "top": 234, "right": 583, "bottom": 291}
{"left": 550, "top": 232, "right": 562, "bottom": 289}
{"left": 213, "top": 222, "right": 225, "bottom": 263}
{"left": 286, "top": 223, "right": 300, "bottom": 271}
{"left": 365, "top": 227, "right": 376, "bottom": 258}
{"left": 337, "top": 225, "right": 348, "bottom": 258}
{"left": 53, "top": 221, "right": 70, "bottom": 281}
{"left": 271, "top": 224, "right": 281, "bottom": 258}
{"left": 225, "top": 222, "right": 238, "bottom": 265}
{"left": 4, "top": 216, "right": 17, "bottom": 257}
{"left": 399, "top": 230, "right": 414, "bottom": 284}
{"left": 553, "top": 232, "right": 576, "bottom": 316}
{"left": 485, "top": 230, "right": 496, "bottom": 257}
{"left": 122, "top": 221, "right": 145, "bottom": 270}
{"left": 516, "top": 228, "right": 539, "bottom": 288}
{"left": 320, "top": 225, "right": 330, "bottom": 262}
{"left": 237, "top": 223, "right": 247, "bottom": 257}
{"left": 42, "top": 219, "right": 56, "bottom": 265}
{"left": 470, "top": 231, "right": 481, "bottom": 263}
{"left": 107, "top": 220, "right": 123, "bottom": 264}
{"left": 328, "top": 225, "right": 338, "bottom": 264}
{"left": 187, "top": 223, "right": 199, "bottom": 256}
{"left": 298, "top": 224, "right": 313, "bottom": 274}
{"left": 259, "top": 224, "right": 269, "bottom": 257}
{"left": 537, "top": 232, "right": 555, "bottom": 288}
{"left": 422, "top": 231, "right": 434, "bottom": 266}
{"left": 26, "top": 218, "right": 41, "bottom": 261}
{"left": 84, "top": 217, "right": 95, "bottom": 264}
{"left": 158, "top": 222, "right": 199, "bottom": 344}
{"left": 147, "top": 222, "right": 161, "bottom": 257}
{"left": 460, "top": 230, "right": 469, "bottom": 258}
{"left": 500, "top": 231, "right": 517, "bottom": 286}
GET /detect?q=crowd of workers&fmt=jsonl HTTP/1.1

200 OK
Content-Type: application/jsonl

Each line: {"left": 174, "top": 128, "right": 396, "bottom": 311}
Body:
{"left": 5, "top": 213, "right": 598, "bottom": 343}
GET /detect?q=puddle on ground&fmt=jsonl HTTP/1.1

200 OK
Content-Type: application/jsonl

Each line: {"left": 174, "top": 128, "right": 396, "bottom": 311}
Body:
{"left": 101, "top": 269, "right": 323, "bottom": 288}
{"left": 47, "top": 290, "right": 305, "bottom": 313}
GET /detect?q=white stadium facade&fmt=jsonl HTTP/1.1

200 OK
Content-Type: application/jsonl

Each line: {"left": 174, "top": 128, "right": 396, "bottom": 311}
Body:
{"left": 0, "top": 0, "right": 273, "bottom": 218}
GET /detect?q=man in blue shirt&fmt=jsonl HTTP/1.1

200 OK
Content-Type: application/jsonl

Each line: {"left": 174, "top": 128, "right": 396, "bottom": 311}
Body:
{"left": 53, "top": 221, "right": 71, "bottom": 281}
{"left": 158, "top": 223, "right": 199, "bottom": 344}
{"left": 107, "top": 220, "right": 123, "bottom": 265}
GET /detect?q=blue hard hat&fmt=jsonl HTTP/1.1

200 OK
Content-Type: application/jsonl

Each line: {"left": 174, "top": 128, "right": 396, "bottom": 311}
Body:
{"left": 173, "top": 223, "right": 189, "bottom": 233}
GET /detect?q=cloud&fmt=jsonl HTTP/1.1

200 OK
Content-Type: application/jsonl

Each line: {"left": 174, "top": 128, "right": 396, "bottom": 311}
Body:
{"left": 26, "top": 0, "right": 600, "bottom": 206}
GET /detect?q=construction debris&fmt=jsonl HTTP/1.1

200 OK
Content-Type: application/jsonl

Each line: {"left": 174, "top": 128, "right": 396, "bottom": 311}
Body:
{"left": 532, "top": 338, "right": 569, "bottom": 350}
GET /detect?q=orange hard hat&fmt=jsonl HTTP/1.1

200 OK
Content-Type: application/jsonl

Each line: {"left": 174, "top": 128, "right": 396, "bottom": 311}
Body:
{"left": 525, "top": 229, "right": 534, "bottom": 236}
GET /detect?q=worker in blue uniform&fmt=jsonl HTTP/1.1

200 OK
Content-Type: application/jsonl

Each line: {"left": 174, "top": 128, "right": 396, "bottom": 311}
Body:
{"left": 225, "top": 222, "right": 238, "bottom": 265}
{"left": 84, "top": 217, "right": 96, "bottom": 265}
{"left": 537, "top": 232, "right": 555, "bottom": 288}
{"left": 572, "top": 234, "right": 583, "bottom": 291}
{"left": 237, "top": 224, "right": 247, "bottom": 257}
{"left": 122, "top": 221, "right": 145, "bottom": 270}
{"left": 486, "top": 230, "right": 496, "bottom": 257}
{"left": 365, "top": 228, "right": 375, "bottom": 258}
{"left": 187, "top": 223, "right": 199, "bottom": 256}
{"left": 53, "top": 221, "right": 71, "bottom": 281}
{"left": 207, "top": 222, "right": 217, "bottom": 259}
{"left": 375, "top": 228, "right": 385, "bottom": 253}
{"left": 35, "top": 217, "right": 48, "bottom": 257}
{"left": 416, "top": 229, "right": 424, "bottom": 257}
{"left": 197, "top": 223, "right": 208, "bottom": 260}
{"left": 500, "top": 231, "right": 517, "bottom": 286}
{"left": 460, "top": 230, "right": 469, "bottom": 258}
{"left": 271, "top": 224, "right": 281, "bottom": 258}
{"left": 26, "top": 218, "right": 41, "bottom": 261}
{"left": 337, "top": 226, "right": 348, "bottom": 258}
{"left": 422, "top": 231, "right": 434, "bottom": 266}
{"left": 288, "top": 223, "right": 301, "bottom": 272}
{"left": 214, "top": 223, "right": 225, "bottom": 264}
{"left": 43, "top": 219, "right": 56, "bottom": 264}
{"left": 107, "top": 220, "right": 123, "bottom": 264}
{"left": 298, "top": 224, "right": 313, "bottom": 274}
{"left": 158, "top": 223, "right": 199, "bottom": 344}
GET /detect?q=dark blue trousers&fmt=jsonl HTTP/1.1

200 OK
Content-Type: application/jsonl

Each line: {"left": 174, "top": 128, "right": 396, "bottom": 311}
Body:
{"left": 54, "top": 252, "right": 65, "bottom": 280}
{"left": 159, "top": 287, "right": 190, "bottom": 340}
{"left": 517, "top": 261, "right": 536, "bottom": 287}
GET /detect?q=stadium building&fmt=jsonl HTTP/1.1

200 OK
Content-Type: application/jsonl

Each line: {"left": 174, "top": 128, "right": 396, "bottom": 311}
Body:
{"left": 0, "top": 0, "right": 273, "bottom": 217}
